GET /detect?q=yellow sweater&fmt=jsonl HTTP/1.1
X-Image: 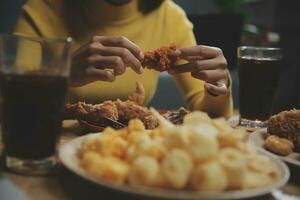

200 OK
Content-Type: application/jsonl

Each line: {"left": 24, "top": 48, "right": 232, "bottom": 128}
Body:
{"left": 14, "top": 0, "right": 233, "bottom": 117}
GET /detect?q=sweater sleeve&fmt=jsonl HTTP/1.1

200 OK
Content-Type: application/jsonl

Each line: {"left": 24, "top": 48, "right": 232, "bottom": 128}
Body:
{"left": 166, "top": 1, "right": 233, "bottom": 117}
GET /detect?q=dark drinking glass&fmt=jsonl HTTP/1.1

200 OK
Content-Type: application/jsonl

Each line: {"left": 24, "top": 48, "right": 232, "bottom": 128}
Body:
{"left": 0, "top": 34, "right": 72, "bottom": 174}
{"left": 237, "top": 46, "right": 281, "bottom": 127}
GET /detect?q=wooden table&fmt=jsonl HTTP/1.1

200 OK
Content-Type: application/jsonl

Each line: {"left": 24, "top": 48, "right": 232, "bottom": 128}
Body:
{"left": 1, "top": 120, "right": 300, "bottom": 200}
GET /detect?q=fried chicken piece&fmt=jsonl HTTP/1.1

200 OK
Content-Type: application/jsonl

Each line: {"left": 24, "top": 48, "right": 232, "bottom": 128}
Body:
{"left": 114, "top": 99, "right": 158, "bottom": 129}
{"left": 268, "top": 109, "right": 300, "bottom": 150}
{"left": 264, "top": 135, "right": 294, "bottom": 156}
{"left": 128, "top": 81, "right": 145, "bottom": 106}
{"left": 65, "top": 101, "right": 119, "bottom": 123}
{"left": 142, "top": 44, "right": 179, "bottom": 72}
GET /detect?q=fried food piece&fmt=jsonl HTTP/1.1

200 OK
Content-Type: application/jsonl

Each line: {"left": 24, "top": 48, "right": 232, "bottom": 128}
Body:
{"left": 264, "top": 135, "right": 294, "bottom": 156}
{"left": 115, "top": 99, "right": 158, "bottom": 129}
{"left": 142, "top": 44, "right": 179, "bottom": 72}
{"left": 65, "top": 101, "right": 119, "bottom": 122}
{"left": 268, "top": 109, "right": 300, "bottom": 150}
{"left": 190, "top": 161, "right": 228, "bottom": 192}
{"left": 218, "top": 148, "right": 246, "bottom": 189}
{"left": 161, "top": 149, "right": 193, "bottom": 189}
{"left": 128, "top": 81, "right": 145, "bottom": 106}
{"left": 81, "top": 152, "right": 129, "bottom": 184}
{"left": 66, "top": 82, "right": 158, "bottom": 129}
{"left": 128, "top": 156, "right": 159, "bottom": 186}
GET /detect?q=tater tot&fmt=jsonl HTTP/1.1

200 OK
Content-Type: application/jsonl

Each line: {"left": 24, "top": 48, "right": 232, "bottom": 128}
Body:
{"left": 164, "top": 126, "right": 190, "bottom": 150}
{"left": 183, "top": 111, "right": 212, "bottom": 125}
{"left": 128, "top": 118, "right": 145, "bottom": 131}
{"left": 79, "top": 114, "right": 281, "bottom": 192}
{"left": 190, "top": 161, "right": 228, "bottom": 192}
{"left": 218, "top": 148, "right": 246, "bottom": 189}
{"left": 80, "top": 134, "right": 102, "bottom": 154}
{"left": 212, "top": 118, "right": 233, "bottom": 134}
{"left": 188, "top": 130, "right": 218, "bottom": 163}
{"left": 82, "top": 152, "right": 129, "bottom": 184}
{"left": 102, "top": 127, "right": 118, "bottom": 136}
{"left": 161, "top": 149, "right": 193, "bottom": 189}
{"left": 218, "top": 129, "right": 246, "bottom": 149}
{"left": 128, "top": 156, "right": 159, "bottom": 186}
{"left": 81, "top": 151, "right": 103, "bottom": 168}
{"left": 109, "top": 136, "right": 128, "bottom": 158}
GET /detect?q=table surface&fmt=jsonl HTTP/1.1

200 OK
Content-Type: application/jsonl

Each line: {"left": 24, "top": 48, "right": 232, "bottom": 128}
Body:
{"left": 1, "top": 120, "right": 300, "bottom": 200}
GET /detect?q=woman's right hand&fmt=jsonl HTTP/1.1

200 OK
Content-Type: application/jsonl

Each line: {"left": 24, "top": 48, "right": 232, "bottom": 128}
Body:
{"left": 70, "top": 36, "right": 144, "bottom": 87}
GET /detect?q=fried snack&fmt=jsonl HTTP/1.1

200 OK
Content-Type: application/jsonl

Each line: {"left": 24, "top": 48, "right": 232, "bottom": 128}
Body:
{"left": 65, "top": 101, "right": 119, "bottom": 122}
{"left": 164, "top": 126, "right": 190, "bottom": 150}
{"left": 264, "top": 135, "right": 294, "bottom": 156}
{"left": 128, "top": 81, "right": 145, "bottom": 106}
{"left": 218, "top": 148, "right": 246, "bottom": 189}
{"left": 79, "top": 111, "right": 282, "bottom": 192}
{"left": 268, "top": 109, "right": 300, "bottom": 150}
{"left": 191, "top": 161, "right": 228, "bottom": 192}
{"left": 161, "top": 149, "right": 193, "bottom": 189}
{"left": 81, "top": 152, "right": 129, "bottom": 184}
{"left": 115, "top": 100, "right": 158, "bottom": 129}
{"left": 188, "top": 128, "right": 219, "bottom": 163}
{"left": 213, "top": 118, "right": 234, "bottom": 134}
{"left": 183, "top": 111, "right": 212, "bottom": 126}
{"left": 142, "top": 44, "right": 179, "bottom": 71}
{"left": 65, "top": 82, "right": 158, "bottom": 130}
{"left": 128, "top": 155, "right": 159, "bottom": 186}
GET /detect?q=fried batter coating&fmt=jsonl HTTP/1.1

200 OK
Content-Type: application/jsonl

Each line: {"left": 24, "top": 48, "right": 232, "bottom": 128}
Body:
{"left": 264, "top": 135, "right": 294, "bottom": 156}
{"left": 268, "top": 109, "right": 300, "bottom": 150}
{"left": 65, "top": 82, "right": 158, "bottom": 129}
{"left": 65, "top": 101, "right": 119, "bottom": 123}
{"left": 128, "top": 81, "right": 145, "bottom": 106}
{"left": 115, "top": 99, "right": 158, "bottom": 129}
{"left": 142, "top": 44, "right": 179, "bottom": 72}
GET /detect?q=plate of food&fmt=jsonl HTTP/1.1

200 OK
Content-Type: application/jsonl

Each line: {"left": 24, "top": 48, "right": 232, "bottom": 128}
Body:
{"left": 59, "top": 110, "right": 289, "bottom": 200}
{"left": 65, "top": 81, "right": 190, "bottom": 132}
{"left": 249, "top": 109, "right": 300, "bottom": 167}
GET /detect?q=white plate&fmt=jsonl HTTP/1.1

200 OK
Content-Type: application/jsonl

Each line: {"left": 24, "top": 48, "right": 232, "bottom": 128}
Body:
{"left": 250, "top": 128, "right": 300, "bottom": 167}
{"left": 59, "top": 133, "right": 290, "bottom": 200}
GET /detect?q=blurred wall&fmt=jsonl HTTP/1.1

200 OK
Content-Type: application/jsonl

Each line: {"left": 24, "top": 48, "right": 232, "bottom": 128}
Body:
{"left": 0, "top": 0, "right": 26, "bottom": 33}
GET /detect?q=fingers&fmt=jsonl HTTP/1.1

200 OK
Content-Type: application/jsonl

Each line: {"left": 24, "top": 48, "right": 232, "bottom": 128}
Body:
{"left": 87, "top": 55, "right": 125, "bottom": 75}
{"left": 85, "top": 67, "right": 115, "bottom": 82}
{"left": 92, "top": 36, "right": 144, "bottom": 60}
{"left": 204, "top": 82, "right": 228, "bottom": 96}
{"left": 191, "top": 69, "right": 228, "bottom": 83}
{"left": 93, "top": 46, "right": 143, "bottom": 74}
{"left": 179, "top": 45, "right": 223, "bottom": 58}
{"left": 170, "top": 56, "right": 227, "bottom": 74}
{"left": 70, "top": 67, "right": 115, "bottom": 87}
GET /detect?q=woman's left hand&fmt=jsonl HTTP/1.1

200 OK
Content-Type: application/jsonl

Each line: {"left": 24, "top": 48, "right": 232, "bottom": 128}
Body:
{"left": 169, "top": 45, "right": 229, "bottom": 96}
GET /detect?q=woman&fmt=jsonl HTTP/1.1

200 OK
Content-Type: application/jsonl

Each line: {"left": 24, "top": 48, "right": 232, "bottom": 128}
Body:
{"left": 14, "top": 0, "right": 233, "bottom": 117}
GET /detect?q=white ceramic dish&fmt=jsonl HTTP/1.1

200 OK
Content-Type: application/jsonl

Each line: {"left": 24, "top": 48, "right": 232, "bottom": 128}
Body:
{"left": 250, "top": 128, "right": 300, "bottom": 167}
{"left": 59, "top": 133, "right": 290, "bottom": 200}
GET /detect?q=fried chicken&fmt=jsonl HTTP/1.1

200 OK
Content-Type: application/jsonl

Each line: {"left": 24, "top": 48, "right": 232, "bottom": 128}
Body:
{"left": 65, "top": 101, "right": 119, "bottom": 123}
{"left": 128, "top": 81, "right": 145, "bottom": 106}
{"left": 142, "top": 44, "right": 179, "bottom": 72}
{"left": 114, "top": 99, "right": 158, "bottom": 129}
{"left": 65, "top": 82, "right": 159, "bottom": 129}
{"left": 267, "top": 109, "right": 300, "bottom": 150}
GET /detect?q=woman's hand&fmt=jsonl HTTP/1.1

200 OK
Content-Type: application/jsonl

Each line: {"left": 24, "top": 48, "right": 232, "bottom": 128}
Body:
{"left": 70, "top": 36, "right": 144, "bottom": 87}
{"left": 170, "top": 45, "right": 229, "bottom": 96}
